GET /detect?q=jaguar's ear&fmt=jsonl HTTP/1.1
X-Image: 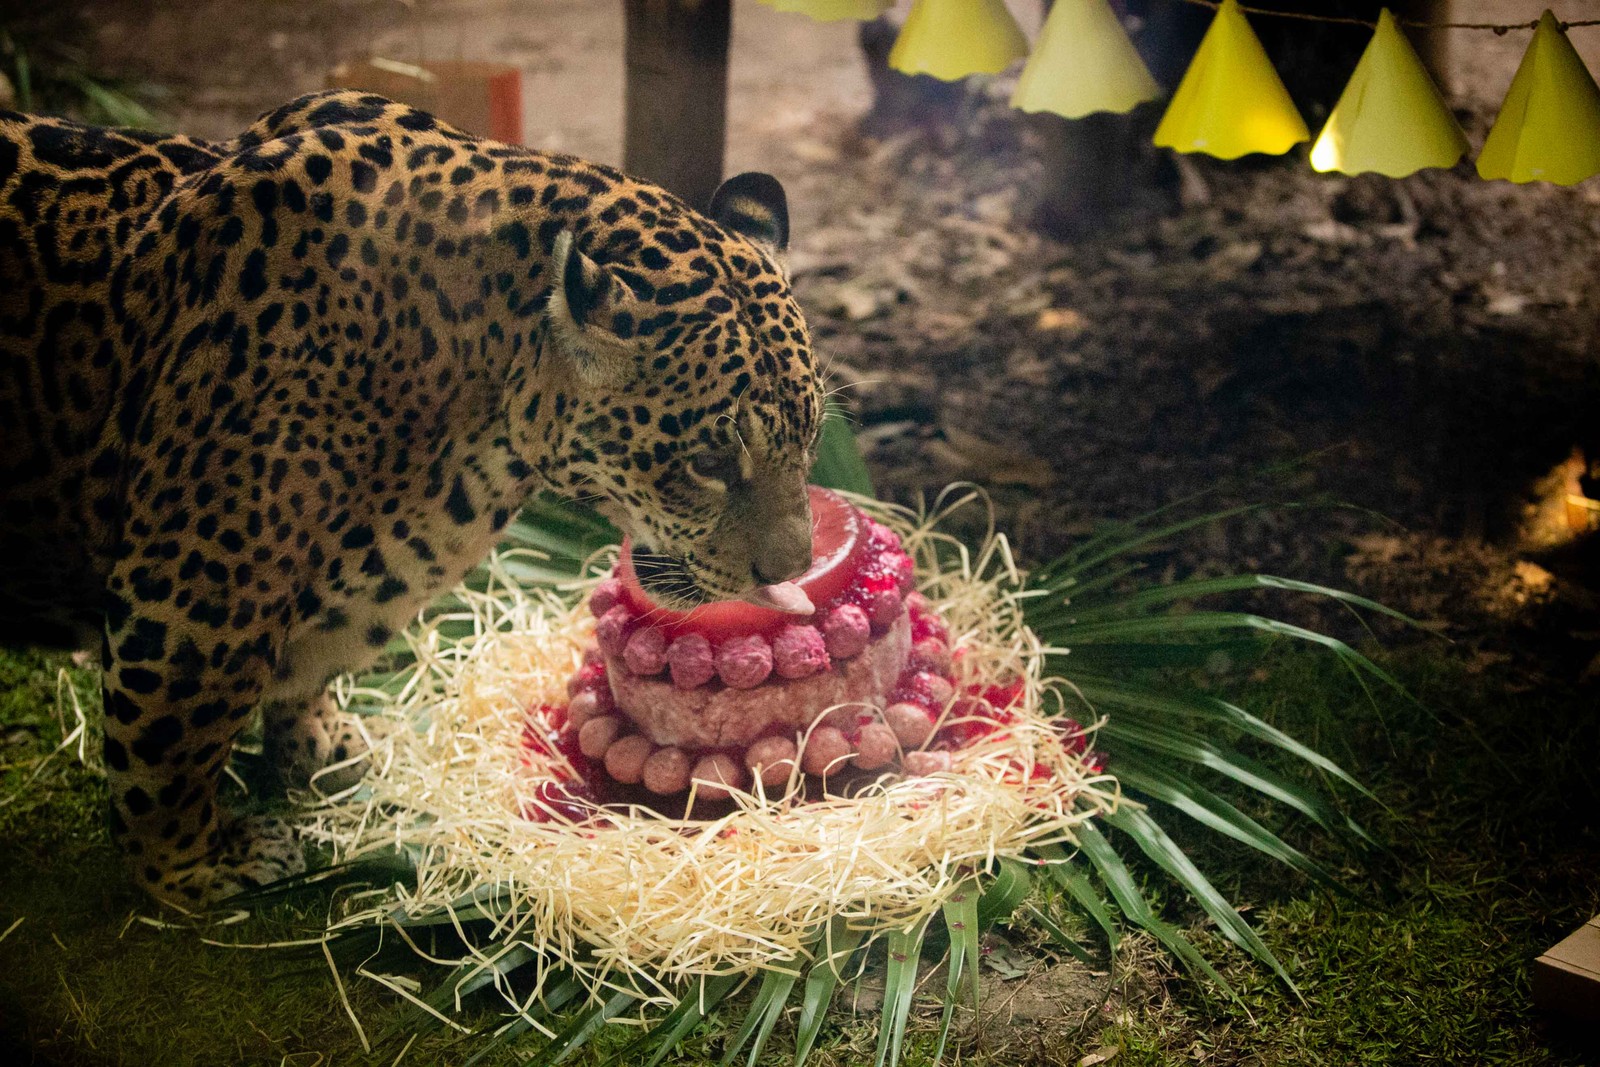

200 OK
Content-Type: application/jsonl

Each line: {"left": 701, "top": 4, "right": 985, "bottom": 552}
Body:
{"left": 546, "top": 229, "right": 632, "bottom": 385}
{"left": 708, "top": 172, "right": 789, "bottom": 254}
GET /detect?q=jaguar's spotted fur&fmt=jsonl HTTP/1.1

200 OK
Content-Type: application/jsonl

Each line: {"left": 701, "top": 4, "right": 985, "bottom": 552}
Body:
{"left": 0, "top": 90, "right": 822, "bottom": 905}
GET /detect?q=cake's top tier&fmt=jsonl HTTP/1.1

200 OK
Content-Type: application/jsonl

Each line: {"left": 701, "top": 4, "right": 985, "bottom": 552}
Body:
{"left": 586, "top": 488, "right": 919, "bottom": 694}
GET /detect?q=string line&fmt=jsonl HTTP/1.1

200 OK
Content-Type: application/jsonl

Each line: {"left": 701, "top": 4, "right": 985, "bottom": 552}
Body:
{"left": 1174, "top": 0, "right": 1600, "bottom": 33}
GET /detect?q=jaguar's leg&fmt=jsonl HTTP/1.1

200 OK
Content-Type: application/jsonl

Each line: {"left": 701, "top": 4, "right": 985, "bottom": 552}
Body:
{"left": 101, "top": 618, "right": 304, "bottom": 908}
{"left": 262, "top": 690, "right": 382, "bottom": 795}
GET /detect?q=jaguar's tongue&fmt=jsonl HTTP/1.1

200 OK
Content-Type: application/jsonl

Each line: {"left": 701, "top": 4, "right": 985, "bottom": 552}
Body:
{"left": 740, "top": 582, "right": 814, "bottom": 615}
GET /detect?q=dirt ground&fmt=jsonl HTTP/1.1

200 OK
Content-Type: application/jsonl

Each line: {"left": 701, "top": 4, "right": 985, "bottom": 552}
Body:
{"left": 7, "top": 0, "right": 1600, "bottom": 1062}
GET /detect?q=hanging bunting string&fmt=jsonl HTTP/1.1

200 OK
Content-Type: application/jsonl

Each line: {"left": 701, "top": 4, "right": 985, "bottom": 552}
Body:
{"left": 1174, "top": 0, "right": 1600, "bottom": 33}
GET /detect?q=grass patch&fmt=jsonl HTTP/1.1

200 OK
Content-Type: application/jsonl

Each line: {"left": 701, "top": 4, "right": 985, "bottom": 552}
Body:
{"left": 1102, "top": 646, "right": 1600, "bottom": 1066}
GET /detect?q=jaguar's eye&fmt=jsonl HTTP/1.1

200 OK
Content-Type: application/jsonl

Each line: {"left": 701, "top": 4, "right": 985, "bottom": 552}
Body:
{"left": 690, "top": 451, "right": 741, "bottom": 486}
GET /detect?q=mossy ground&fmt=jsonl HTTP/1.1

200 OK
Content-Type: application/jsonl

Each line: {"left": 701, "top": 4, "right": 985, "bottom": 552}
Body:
{"left": 1, "top": 639, "right": 1595, "bottom": 1066}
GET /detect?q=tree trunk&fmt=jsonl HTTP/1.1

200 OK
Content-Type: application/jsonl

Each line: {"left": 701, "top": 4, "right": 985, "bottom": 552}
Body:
{"left": 622, "top": 0, "right": 731, "bottom": 210}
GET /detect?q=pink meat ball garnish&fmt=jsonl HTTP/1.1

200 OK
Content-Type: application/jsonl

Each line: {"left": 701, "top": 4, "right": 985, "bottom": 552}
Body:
{"left": 907, "top": 638, "right": 952, "bottom": 676}
{"left": 772, "top": 624, "right": 830, "bottom": 680}
{"left": 908, "top": 600, "right": 949, "bottom": 644}
{"left": 865, "top": 588, "right": 903, "bottom": 634}
{"left": 604, "top": 734, "right": 654, "bottom": 784}
{"left": 820, "top": 604, "right": 871, "bottom": 660}
{"left": 854, "top": 723, "right": 900, "bottom": 770}
{"left": 745, "top": 735, "right": 799, "bottom": 788}
{"left": 642, "top": 746, "right": 692, "bottom": 795}
{"left": 893, "top": 670, "right": 954, "bottom": 711}
{"left": 567, "top": 688, "right": 613, "bottom": 731}
{"left": 801, "top": 726, "right": 853, "bottom": 776}
{"left": 578, "top": 715, "right": 623, "bottom": 760}
{"left": 623, "top": 626, "right": 669, "bottom": 676}
{"left": 589, "top": 576, "right": 625, "bottom": 618}
{"left": 716, "top": 633, "right": 773, "bottom": 689}
{"left": 666, "top": 632, "right": 716, "bottom": 690}
{"left": 595, "top": 605, "right": 635, "bottom": 656}
{"left": 884, "top": 701, "right": 935, "bottom": 747}
{"left": 904, "top": 750, "right": 953, "bottom": 776}
{"left": 690, "top": 752, "right": 747, "bottom": 801}
{"left": 888, "top": 551, "right": 916, "bottom": 593}
{"left": 867, "top": 520, "right": 899, "bottom": 552}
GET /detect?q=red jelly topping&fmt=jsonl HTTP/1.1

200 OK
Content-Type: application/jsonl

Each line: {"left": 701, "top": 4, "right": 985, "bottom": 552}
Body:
{"left": 615, "top": 485, "right": 868, "bottom": 640}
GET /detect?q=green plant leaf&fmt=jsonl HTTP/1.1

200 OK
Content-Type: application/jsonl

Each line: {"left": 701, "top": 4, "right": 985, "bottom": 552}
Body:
{"left": 1068, "top": 674, "right": 1377, "bottom": 803}
{"left": 627, "top": 972, "right": 743, "bottom": 1067}
{"left": 1097, "top": 721, "right": 1363, "bottom": 844}
{"left": 1032, "top": 503, "right": 1272, "bottom": 585}
{"left": 794, "top": 919, "right": 867, "bottom": 1066}
{"left": 1075, "top": 697, "right": 1373, "bottom": 848}
{"left": 1111, "top": 762, "right": 1347, "bottom": 893}
{"left": 875, "top": 916, "right": 930, "bottom": 1067}
{"left": 717, "top": 964, "right": 797, "bottom": 1067}
{"left": 1031, "top": 845, "right": 1120, "bottom": 956}
{"left": 1019, "top": 902, "right": 1097, "bottom": 968}
{"left": 1103, "top": 805, "right": 1295, "bottom": 989}
{"left": 1064, "top": 572, "right": 1423, "bottom": 628}
{"left": 1047, "top": 611, "right": 1409, "bottom": 694}
{"left": 523, "top": 986, "right": 636, "bottom": 1067}
{"left": 1073, "top": 822, "right": 1232, "bottom": 993}
{"left": 810, "top": 406, "right": 874, "bottom": 496}
{"left": 932, "top": 880, "right": 983, "bottom": 1065}
{"left": 975, "top": 858, "right": 1033, "bottom": 931}
{"left": 459, "top": 973, "right": 588, "bottom": 1067}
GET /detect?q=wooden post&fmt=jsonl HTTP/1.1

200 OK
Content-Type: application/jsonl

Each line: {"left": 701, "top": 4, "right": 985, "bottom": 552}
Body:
{"left": 622, "top": 0, "right": 731, "bottom": 209}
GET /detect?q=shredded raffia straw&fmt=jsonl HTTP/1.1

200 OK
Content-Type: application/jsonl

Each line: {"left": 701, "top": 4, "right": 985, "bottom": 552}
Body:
{"left": 305, "top": 489, "right": 1119, "bottom": 1012}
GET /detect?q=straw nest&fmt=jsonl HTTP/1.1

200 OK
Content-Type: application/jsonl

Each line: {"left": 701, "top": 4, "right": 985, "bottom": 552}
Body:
{"left": 306, "top": 491, "right": 1119, "bottom": 1010}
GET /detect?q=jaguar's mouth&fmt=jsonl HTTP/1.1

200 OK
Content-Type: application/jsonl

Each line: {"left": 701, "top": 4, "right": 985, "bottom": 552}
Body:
{"left": 628, "top": 549, "right": 814, "bottom": 616}
{"left": 629, "top": 549, "right": 717, "bottom": 611}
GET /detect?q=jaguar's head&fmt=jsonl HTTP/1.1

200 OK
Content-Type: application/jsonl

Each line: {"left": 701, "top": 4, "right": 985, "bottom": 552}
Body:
{"left": 531, "top": 172, "right": 823, "bottom": 610}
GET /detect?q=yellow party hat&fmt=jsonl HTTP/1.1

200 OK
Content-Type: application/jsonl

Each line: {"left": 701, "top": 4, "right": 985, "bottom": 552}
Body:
{"left": 1310, "top": 9, "right": 1469, "bottom": 177}
{"left": 1476, "top": 10, "right": 1600, "bottom": 185}
{"left": 757, "top": 0, "right": 892, "bottom": 22}
{"left": 1153, "top": 0, "right": 1309, "bottom": 159}
{"left": 1011, "top": 0, "right": 1163, "bottom": 119}
{"left": 888, "top": 0, "right": 1029, "bottom": 81}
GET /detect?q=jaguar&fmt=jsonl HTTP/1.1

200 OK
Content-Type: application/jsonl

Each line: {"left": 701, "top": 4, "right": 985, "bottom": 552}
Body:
{"left": 0, "top": 89, "right": 823, "bottom": 906}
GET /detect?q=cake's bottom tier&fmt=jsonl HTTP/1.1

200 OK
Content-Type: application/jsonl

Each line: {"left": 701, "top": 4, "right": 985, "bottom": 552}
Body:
{"left": 605, "top": 614, "right": 911, "bottom": 750}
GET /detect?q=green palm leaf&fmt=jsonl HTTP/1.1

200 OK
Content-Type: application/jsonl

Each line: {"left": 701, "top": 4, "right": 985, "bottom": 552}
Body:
{"left": 932, "top": 879, "right": 983, "bottom": 1064}
{"left": 717, "top": 964, "right": 797, "bottom": 1067}
{"left": 794, "top": 919, "right": 867, "bottom": 1066}
{"left": 1072, "top": 821, "right": 1232, "bottom": 992}
{"left": 874, "top": 916, "right": 930, "bottom": 1067}
{"left": 628, "top": 972, "right": 744, "bottom": 1067}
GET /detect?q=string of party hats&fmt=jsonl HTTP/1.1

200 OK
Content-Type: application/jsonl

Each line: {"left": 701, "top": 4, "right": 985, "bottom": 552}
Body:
{"left": 755, "top": 0, "right": 1600, "bottom": 186}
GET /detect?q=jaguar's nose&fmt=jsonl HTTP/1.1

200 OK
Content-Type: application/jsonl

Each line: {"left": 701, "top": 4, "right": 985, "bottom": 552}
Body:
{"left": 753, "top": 561, "right": 801, "bottom": 586}
{"left": 750, "top": 513, "right": 812, "bottom": 586}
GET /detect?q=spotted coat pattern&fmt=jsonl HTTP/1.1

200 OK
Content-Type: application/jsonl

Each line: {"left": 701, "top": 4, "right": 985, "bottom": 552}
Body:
{"left": 0, "top": 91, "right": 823, "bottom": 904}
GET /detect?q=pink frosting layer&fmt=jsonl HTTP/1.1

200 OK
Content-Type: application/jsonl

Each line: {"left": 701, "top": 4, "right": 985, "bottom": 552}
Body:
{"left": 604, "top": 613, "right": 912, "bottom": 750}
